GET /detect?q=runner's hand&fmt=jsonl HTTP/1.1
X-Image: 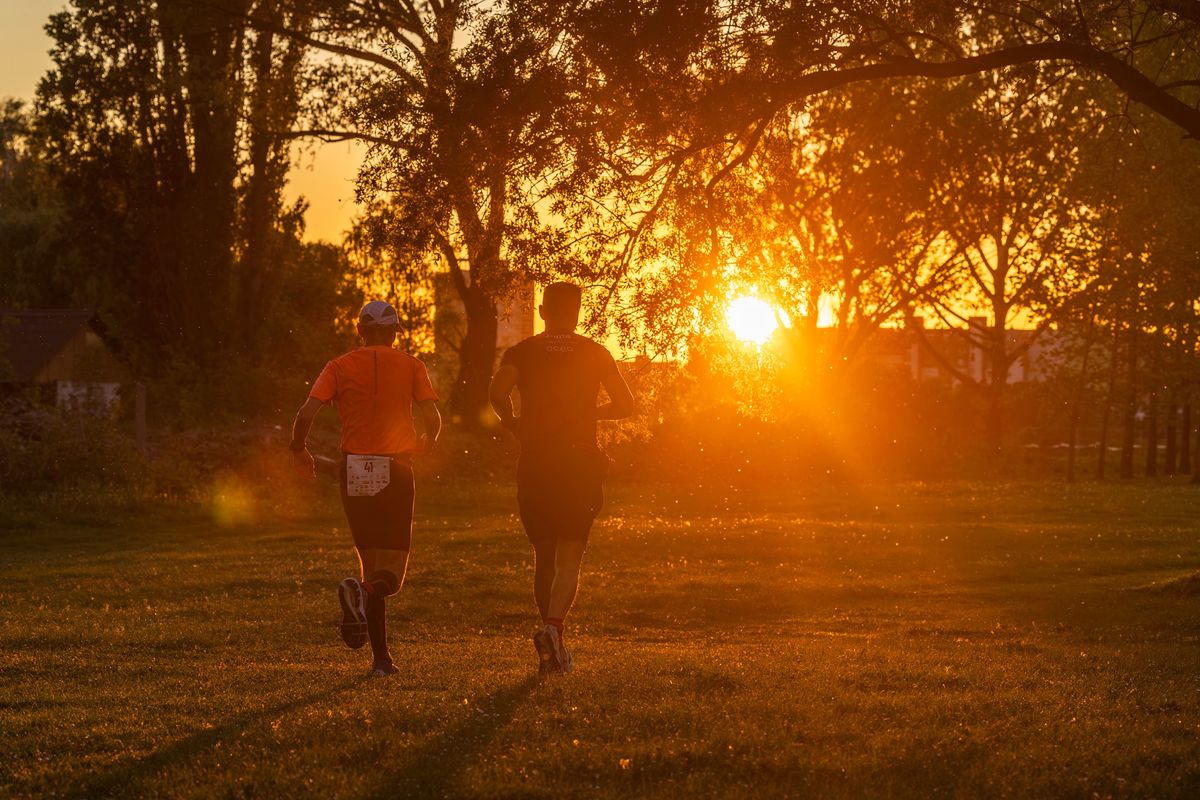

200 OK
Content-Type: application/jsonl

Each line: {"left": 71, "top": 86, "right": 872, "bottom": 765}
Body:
{"left": 418, "top": 433, "right": 435, "bottom": 455}
{"left": 499, "top": 417, "right": 520, "bottom": 457}
{"left": 292, "top": 448, "right": 316, "bottom": 479}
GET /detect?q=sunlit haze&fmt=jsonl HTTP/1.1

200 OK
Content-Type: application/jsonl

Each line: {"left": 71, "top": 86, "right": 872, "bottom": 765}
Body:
{"left": 4, "top": 3, "right": 1200, "bottom": 797}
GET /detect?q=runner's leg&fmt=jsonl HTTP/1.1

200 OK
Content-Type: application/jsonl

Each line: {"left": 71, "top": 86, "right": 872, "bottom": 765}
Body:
{"left": 532, "top": 539, "right": 556, "bottom": 623}
{"left": 358, "top": 548, "right": 410, "bottom": 668}
{"left": 544, "top": 446, "right": 602, "bottom": 635}
{"left": 546, "top": 538, "right": 586, "bottom": 629}
{"left": 542, "top": 538, "right": 586, "bottom": 673}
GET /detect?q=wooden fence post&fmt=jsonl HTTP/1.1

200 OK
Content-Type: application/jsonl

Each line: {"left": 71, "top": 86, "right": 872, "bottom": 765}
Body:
{"left": 135, "top": 382, "right": 146, "bottom": 456}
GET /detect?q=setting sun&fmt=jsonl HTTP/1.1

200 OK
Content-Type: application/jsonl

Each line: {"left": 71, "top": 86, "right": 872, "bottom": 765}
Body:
{"left": 726, "top": 295, "right": 779, "bottom": 345}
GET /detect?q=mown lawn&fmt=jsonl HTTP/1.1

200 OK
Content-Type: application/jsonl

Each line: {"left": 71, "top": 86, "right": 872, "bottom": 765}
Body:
{"left": 1, "top": 478, "right": 1198, "bottom": 798}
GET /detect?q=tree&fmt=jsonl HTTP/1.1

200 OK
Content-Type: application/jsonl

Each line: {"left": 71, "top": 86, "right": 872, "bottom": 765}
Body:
{"left": 267, "top": 0, "right": 595, "bottom": 425}
{"left": 0, "top": 100, "right": 79, "bottom": 310}
{"left": 606, "top": 76, "right": 964, "bottom": 383}
{"left": 37, "top": 0, "right": 314, "bottom": 370}
{"left": 749, "top": 82, "right": 963, "bottom": 371}
{"left": 1061, "top": 66, "right": 1200, "bottom": 479}
{"left": 566, "top": 1, "right": 1200, "bottom": 278}
{"left": 343, "top": 200, "right": 437, "bottom": 358}
{"left": 911, "top": 69, "right": 1095, "bottom": 450}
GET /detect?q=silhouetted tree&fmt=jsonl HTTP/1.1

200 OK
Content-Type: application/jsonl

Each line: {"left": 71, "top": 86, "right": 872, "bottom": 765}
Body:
{"left": 569, "top": 1, "right": 1200, "bottom": 295}
{"left": 342, "top": 200, "right": 436, "bottom": 358}
{"left": 0, "top": 100, "right": 78, "bottom": 309}
{"left": 265, "top": 0, "right": 596, "bottom": 425}
{"left": 908, "top": 71, "right": 1095, "bottom": 451}
{"left": 37, "top": 0, "right": 314, "bottom": 369}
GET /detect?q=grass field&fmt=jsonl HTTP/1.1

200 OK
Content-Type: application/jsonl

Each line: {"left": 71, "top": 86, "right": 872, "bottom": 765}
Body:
{"left": 1, "top": 478, "right": 1198, "bottom": 799}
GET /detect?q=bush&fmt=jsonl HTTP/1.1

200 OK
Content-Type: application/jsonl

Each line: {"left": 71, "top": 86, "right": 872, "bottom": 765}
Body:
{"left": 0, "top": 396, "right": 149, "bottom": 496}
{"left": 0, "top": 395, "right": 341, "bottom": 525}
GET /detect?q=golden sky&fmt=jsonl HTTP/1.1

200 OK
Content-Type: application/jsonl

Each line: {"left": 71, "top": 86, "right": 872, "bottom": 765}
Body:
{"left": 0, "top": 1, "right": 361, "bottom": 244}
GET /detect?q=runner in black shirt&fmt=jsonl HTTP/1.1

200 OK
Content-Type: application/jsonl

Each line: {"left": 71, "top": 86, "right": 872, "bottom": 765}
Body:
{"left": 489, "top": 282, "right": 635, "bottom": 674}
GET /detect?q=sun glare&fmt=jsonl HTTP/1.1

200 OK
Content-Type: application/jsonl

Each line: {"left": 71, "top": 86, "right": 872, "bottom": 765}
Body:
{"left": 726, "top": 295, "right": 779, "bottom": 346}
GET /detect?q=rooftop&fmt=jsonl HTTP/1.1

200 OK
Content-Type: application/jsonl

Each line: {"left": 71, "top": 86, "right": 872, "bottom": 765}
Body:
{"left": 0, "top": 309, "right": 95, "bottom": 383}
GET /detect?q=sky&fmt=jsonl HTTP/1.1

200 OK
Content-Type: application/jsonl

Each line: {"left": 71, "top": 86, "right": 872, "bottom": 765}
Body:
{"left": 0, "top": 1, "right": 361, "bottom": 244}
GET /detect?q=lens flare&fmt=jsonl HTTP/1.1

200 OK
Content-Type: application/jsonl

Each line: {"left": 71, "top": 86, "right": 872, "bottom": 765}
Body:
{"left": 726, "top": 295, "right": 778, "bottom": 346}
{"left": 212, "top": 471, "right": 257, "bottom": 527}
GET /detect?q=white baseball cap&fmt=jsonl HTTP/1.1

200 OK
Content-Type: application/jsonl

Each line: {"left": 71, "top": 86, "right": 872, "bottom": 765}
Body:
{"left": 357, "top": 300, "right": 399, "bottom": 328}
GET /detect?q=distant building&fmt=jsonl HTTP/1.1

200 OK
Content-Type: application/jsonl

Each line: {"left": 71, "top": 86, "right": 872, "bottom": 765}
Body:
{"left": 0, "top": 309, "right": 131, "bottom": 412}
{"left": 864, "top": 315, "right": 1052, "bottom": 385}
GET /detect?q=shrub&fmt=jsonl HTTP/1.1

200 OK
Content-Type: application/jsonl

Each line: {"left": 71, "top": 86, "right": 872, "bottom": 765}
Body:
{"left": 0, "top": 395, "right": 149, "bottom": 496}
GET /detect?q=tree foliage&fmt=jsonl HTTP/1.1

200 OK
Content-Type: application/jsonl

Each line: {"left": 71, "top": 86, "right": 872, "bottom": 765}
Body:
{"left": 35, "top": 0, "right": 318, "bottom": 370}
{"left": 8, "top": 0, "right": 1200, "bottom": 458}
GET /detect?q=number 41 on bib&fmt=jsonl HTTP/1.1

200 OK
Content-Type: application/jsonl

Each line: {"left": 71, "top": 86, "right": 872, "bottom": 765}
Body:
{"left": 346, "top": 455, "right": 391, "bottom": 496}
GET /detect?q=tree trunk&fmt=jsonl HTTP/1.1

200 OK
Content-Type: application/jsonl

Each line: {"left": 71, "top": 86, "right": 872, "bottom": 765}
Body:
{"left": 1066, "top": 398, "right": 1080, "bottom": 483}
{"left": 236, "top": 6, "right": 309, "bottom": 353}
{"left": 1119, "top": 329, "right": 1138, "bottom": 479}
{"left": 1164, "top": 398, "right": 1178, "bottom": 476}
{"left": 450, "top": 289, "right": 500, "bottom": 428}
{"left": 1119, "top": 400, "right": 1136, "bottom": 479}
{"left": 1066, "top": 317, "right": 1096, "bottom": 483}
{"left": 1145, "top": 392, "right": 1158, "bottom": 477}
{"left": 238, "top": 21, "right": 278, "bottom": 353}
{"left": 1192, "top": 412, "right": 1200, "bottom": 484}
{"left": 1181, "top": 402, "right": 1192, "bottom": 473}
{"left": 985, "top": 385, "right": 1004, "bottom": 455}
{"left": 1096, "top": 327, "right": 1120, "bottom": 480}
{"left": 166, "top": 0, "right": 247, "bottom": 363}
{"left": 985, "top": 320, "right": 1006, "bottom": 455}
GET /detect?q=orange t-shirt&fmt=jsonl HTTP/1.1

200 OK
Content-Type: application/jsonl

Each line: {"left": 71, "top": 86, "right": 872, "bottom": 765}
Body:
{"left": 309, "top": 346, "right": 439, "bottom": 455}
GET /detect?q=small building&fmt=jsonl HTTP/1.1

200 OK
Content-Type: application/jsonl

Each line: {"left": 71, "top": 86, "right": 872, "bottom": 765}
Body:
{"left": 867, "top": 315, "right": 1053, "bottom": 386}
{"left": 0, "top": 309, "right": 131, "bottom": 412}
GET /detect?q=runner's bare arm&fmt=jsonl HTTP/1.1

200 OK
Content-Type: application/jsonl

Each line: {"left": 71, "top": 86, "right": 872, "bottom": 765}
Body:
{"left": 291, "top": 397, "right": 323, "bottom": 449}
{"left": 289, "top": 396, "right": 323, "bottom": 476}
{"left": 417, "top": 398, "right": 442, "bottom": 453}
{"left": 489, "top": 365, "right": 520, "bottom": 429}
{"left": 596, "top": 367, "right": 635, "bottom": 420}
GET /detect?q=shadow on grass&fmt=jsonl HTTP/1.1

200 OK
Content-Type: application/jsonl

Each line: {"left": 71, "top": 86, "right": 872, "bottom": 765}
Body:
{"left": 66, "top": 677, "right": 361, "bottom": 798}
{"left": 364, "top": 674, "right": 538, "bottom": 799}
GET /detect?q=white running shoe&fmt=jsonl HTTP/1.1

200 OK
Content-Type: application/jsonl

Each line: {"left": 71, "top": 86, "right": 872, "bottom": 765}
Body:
{"left": 553, "top": 628, "right": 574, "bottom": 674}
{"left": 368, "top": 661, "right": 398, "bottom": 678}
{"left": 533, "top": 624, "right": 560, "bottom": 675}
{"left": 338, "top": 578, "right": 368, "bottom": 649}
{"left": 534, "top": 624, "right": 574, "bottom": 674}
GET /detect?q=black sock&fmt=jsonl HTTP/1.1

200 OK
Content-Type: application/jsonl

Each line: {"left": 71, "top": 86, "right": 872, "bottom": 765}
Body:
{"left": 366, "top": 594, "right": 390, "bottom": 666}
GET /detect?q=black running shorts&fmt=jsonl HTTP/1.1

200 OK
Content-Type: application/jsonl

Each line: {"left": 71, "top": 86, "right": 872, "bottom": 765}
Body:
{"left": 339, "top": 455, "right": 415, "bottom": 550}
{"left": 517, "top": 445, "right": 608, "bottom": 545}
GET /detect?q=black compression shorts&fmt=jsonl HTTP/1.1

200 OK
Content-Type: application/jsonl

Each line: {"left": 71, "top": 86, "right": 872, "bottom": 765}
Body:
{"left": 339, "top": 455, "right": 415, "bottom": 550}
{"left": 517, "top": 445, "right": 608, "bottom": 545}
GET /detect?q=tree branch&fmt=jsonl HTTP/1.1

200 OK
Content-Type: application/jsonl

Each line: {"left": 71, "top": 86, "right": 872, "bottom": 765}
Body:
{"left": 279, "top": 128, "right": 412, "bottom": 150}
{"left": 768, "top": 42, "right": 1200, "bottom": 140}
{"left": 244, "top": 14, "right": 426, "bottom": 94}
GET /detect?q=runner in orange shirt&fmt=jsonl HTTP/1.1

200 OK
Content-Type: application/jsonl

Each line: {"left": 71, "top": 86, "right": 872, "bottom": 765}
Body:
{"left": 289, "top": 301, "right": 441, "bottom": 677}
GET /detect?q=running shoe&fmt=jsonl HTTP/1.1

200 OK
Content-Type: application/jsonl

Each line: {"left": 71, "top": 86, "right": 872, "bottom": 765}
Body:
{"left": 338, "top": 577, "right": 368, "bottom": 649}
{"left": 368, "top": 661, "right": 399, "bottom": 678}
{"left": 553, "top": 631, "right": 574, "bottom": 674}
{"left": 533, "top": 624, "right": 560, "bottom": 675}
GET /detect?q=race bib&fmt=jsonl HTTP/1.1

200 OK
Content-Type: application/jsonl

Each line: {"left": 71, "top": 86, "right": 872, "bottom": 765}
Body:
{"left": 346, "top": 455, "right": 391, "bottom": 497}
